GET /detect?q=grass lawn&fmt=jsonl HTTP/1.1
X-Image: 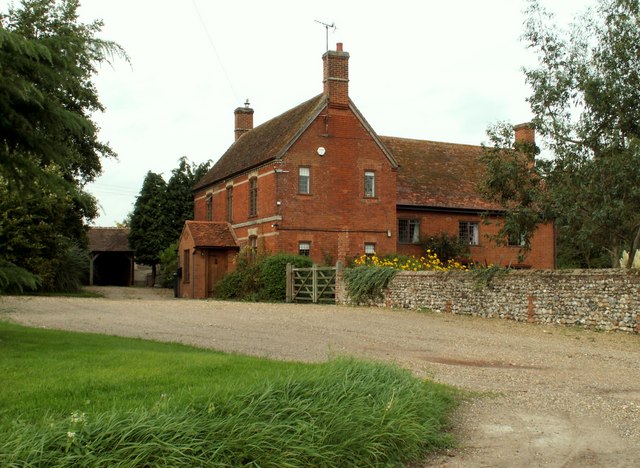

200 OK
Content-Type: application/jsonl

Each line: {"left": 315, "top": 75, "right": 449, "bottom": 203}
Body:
{"left": 0, "top": 320, "right": 458, "bottom": 466}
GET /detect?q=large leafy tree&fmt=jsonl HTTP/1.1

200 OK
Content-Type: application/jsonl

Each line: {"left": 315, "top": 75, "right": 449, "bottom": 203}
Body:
{"left": 0, "top": 0, "right": 126, "bottom": 291}
{"left": 482, "top": 0, "right": 640, "bottom": 268}
{"left": 128, "top": 172, "right": 172, "bottom": 285}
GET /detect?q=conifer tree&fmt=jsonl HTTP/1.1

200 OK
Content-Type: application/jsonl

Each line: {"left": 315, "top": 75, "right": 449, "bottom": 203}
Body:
{"left": 128, "top": 172, "right": 172, "bottom": 285}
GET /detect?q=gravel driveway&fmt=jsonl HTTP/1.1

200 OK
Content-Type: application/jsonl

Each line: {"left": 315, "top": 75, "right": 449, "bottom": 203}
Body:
{"left": 2, "top": 287, "right": 639, "bottom": 467}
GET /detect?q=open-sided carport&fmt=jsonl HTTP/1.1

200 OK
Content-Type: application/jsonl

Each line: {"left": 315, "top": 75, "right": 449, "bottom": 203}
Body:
{"left": 87, "top": 227, "right": 134, "bottom": 286}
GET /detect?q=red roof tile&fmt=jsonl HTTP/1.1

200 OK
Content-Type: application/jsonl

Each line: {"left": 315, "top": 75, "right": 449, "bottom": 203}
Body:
{"left": 194, "top": 94, "right": 327, "bottom": 190}
{"left": 380, "top": 136, "right": 501, "bottom": 211}
{"left": 185, "top": 221, "right": 238, "bottom": 248}
{"left": 88, "top": 227, "right": 132, "bottom": 252}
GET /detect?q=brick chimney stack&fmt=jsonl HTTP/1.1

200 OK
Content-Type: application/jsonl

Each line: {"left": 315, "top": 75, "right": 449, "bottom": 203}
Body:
{"left": 514, "top": 122, "right": 535, "bottom": 144}
{"left": 323, "top": 43, "right": 350, "bottom": 108}
{"left": 514, "top": 122, "right": 536, "bottom": 166}
{"left": 234, "top": 100, "right": 254, "bottom": 141}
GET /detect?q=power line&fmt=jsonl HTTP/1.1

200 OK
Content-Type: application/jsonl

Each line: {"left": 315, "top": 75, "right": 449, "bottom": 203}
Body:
{"left": 190, "top": 0, "right": 241, "bottom": 105}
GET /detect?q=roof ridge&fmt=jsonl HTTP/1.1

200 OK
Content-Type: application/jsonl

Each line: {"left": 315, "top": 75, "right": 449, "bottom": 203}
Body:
{"left": 379, "top": 135, "right": 484, "bottom": 149}
{"left": 193, "top": 94, "right": 326, "bottom": 190}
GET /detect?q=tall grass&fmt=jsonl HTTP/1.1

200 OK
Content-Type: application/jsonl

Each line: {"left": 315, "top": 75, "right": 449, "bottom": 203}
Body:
{"left": 0, "top": 322, "right": 458, "bottom": 466}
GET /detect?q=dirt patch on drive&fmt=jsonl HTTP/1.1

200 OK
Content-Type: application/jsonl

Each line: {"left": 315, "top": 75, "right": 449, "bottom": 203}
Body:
{"left": 2, "top": 287, "right": 639, "bottom": 467}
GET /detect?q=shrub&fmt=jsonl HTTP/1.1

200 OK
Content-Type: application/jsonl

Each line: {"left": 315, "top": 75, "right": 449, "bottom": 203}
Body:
{"left": 214, "top": 252, "right": 261, "bottom": 300}
{"left": 47, "top": 241, "right": 89, "bottom": 292}
{"left": 421, "top": 232, "right": 470, "bottom": 263}
{"left": 215, "top": 253, "right": 313, "bottom": 302}
{"left": 214, "top": 269, "right": 248, "bottom": 299}
{"left": 0, "top": 259, "right": 40, "bottom": 294}
{"left": 158, "top": 242, "right": 178, "bottom": 288}
{"left": 257, "top": 253, "right": 313, "bottom": 301}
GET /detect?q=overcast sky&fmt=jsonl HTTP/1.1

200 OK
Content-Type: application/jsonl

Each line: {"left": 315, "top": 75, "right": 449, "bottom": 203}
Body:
{"left": 9, "top": 0, "right": 593, "bottom": 225}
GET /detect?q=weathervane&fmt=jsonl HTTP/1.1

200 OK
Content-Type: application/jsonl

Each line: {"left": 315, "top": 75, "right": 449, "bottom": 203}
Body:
{"left": 314, "top": 20, "right": 336, "bottom": 51}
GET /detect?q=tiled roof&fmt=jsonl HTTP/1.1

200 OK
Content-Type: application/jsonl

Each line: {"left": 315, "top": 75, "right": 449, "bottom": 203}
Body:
{"left": 194, "top": 94, "right": 327, "bottom": 190}
{"left": 87, "top": 227, "right": 132, "bottom": 252}
{"left": 380, "top": 136, "right": 501, "bottom": 211}
{"left": 185, "top": 221, "right": 238, "bottom": 248}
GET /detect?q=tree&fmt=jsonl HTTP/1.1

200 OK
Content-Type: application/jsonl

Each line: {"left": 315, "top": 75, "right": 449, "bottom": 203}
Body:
{"left": 128, "top": 158, "right": 211, "bottom": 286}
{"left": 481, "top": 0, "right": 640, "bottom": 268}
{"left": 128, "top": 172, "right": 172, "bottom": 285}
{"left": 0, "top": 0, "right": 126, "bottom": 291}
{"left": 0, "top": 0, "right": 127, "bottom": 190}
{"left": 0, "top": 174, "right": 95, "bottom": 291}
{"left": 165, "top": 156, "right": 211, "bottom": 241}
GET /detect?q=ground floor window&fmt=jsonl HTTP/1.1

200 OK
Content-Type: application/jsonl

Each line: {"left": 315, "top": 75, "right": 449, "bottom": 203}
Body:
{"left": 183, "top": 249, "right": 190, "bottom": 283}
{"left": 364, "top": 243, "right": 376, "bottom": 257}
{"left": 508, "top": 232, "right": 526, "bottom": 247}
{"left": 298, "top": 241, "right": 310, "bottom": 256}
{"left": 398, "top": 219, "right": 420, "bottom": 243}
{"left": 249, "top": 236, "right": 258, "bottom": 260}
{"left": 459, "top": 221, "right": 479, "bottom": 246}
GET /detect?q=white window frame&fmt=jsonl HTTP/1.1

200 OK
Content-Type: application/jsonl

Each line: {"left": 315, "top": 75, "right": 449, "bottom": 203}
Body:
{"left": 364, "top": 171, "right": 375, "bottom": 198}
{"left": 398, "top": 219, "right": 420, "bottom": 244}
{"left": 364, "top": 243, "right": 376, "bottom": 256}
{"left": 298, "top": 241, "right": 311, "bottom": 256}
{"left": 298, "top": 167, "right": 310, "bottom": 194}
{"left": 459, "top": 221, "right": 479, "bottom": 246}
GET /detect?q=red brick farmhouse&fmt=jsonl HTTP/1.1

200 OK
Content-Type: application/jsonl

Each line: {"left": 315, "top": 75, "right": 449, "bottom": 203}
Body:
{"left": 178, "top": 44, "right": 555, "bottom": 298}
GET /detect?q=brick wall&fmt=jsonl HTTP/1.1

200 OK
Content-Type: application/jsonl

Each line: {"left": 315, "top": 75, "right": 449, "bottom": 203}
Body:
{"left": 337, "top": 269, "right": 640, "bottom": 334}
{"left": 274, "top": 107, "right": 397, "bottom": 264}
{"left": 396, "top": 210, "right": 556, "bottom": 269}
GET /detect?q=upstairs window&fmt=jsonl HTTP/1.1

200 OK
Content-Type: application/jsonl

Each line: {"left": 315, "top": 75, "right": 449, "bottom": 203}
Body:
{"left": 205, "top": 193, "right": 212, "bottom": 221}
{"left": 459, "top": 221, "right": 479, "bottom": 246}
{"left": 249, "top": 177, "right": 258, "bottom": 217}
{"left": 364, "top": 171, "right": 375, "bottom": 198}
{"left": 298, "top": 167, "right": 310, "bottom": 194}
{"left": 398, "top": 219, "right": 420, "bottom": 244}
{"left": 298, "top": 241, "right": 311, "bottom": 256}
{"left": 226, "top": 186, "right": 233, "bottom": 223}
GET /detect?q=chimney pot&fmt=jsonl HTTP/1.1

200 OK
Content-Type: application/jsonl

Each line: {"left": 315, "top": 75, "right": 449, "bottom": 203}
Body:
{"left": 336, "top": 42, "right": 343, "bottom": 52}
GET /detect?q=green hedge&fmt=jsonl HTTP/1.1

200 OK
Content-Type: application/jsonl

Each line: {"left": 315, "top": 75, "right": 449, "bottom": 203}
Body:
{"left": 215, "top": 253, "right": 313, "bottom": 302}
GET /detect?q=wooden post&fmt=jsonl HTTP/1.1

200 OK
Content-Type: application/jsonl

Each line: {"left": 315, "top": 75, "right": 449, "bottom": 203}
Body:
{"left": 335, "top": 261, "right": 343, "bottom": 304}
{"left": 312, "top": 264, "right": 318, "bottom": 303}
{"left": 286, "top": 263, "right": 292, "bottom": 303}
{"left": 89, "top": 253, "right": 99, "bottom": 286}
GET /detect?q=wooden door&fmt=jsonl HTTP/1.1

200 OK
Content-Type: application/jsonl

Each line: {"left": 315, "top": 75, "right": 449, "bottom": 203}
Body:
{"left": 207, "top": 251, "right": 227, "bottom": 297}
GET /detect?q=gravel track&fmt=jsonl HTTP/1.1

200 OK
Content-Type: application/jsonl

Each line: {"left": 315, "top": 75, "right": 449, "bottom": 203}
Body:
{"left": 2, "top": 286, "right": 639, "bottom": 467}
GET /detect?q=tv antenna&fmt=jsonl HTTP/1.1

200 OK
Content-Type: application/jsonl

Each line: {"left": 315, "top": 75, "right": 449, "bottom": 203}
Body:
{"left": 314, "top": 20, "right": 336, "bottom": 51}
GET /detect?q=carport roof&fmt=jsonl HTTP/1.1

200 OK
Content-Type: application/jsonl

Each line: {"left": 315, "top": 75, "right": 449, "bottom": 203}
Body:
{"left": 88, "top": 227, "right": 133, "bottom": 252}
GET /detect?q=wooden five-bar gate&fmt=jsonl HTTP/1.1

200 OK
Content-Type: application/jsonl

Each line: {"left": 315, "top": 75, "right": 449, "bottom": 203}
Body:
{"left": 286, "top": 263, "right": 339, "bottom": 303}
